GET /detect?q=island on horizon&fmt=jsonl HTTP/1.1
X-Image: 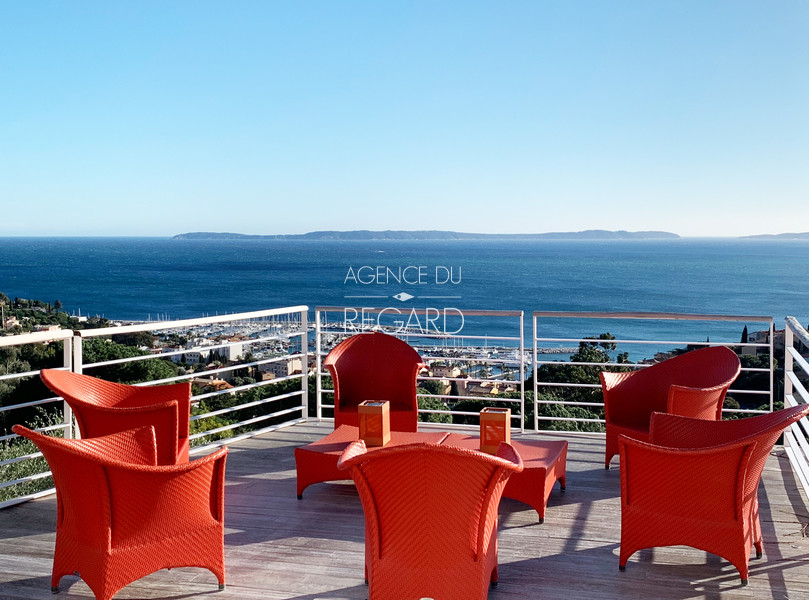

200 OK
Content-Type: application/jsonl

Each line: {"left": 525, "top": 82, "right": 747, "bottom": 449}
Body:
{"left": 740, "top": 232, "right": 809, "bottom": 240}
{"left": 172, "top": 229, "right": 682, "bottom": 241}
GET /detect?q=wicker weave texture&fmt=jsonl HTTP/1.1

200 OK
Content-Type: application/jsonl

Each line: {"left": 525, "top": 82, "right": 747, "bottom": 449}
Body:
{"left": 12, "top": 424, "right": 227, "bottom": 600}
{"left": 40, "top": 369, "right": 191, "bottom": 465}
{"left": 441, "top": 433, "right": 567, "bottom": 523}
{"left": 601, "top": 346, "right": 741, "bottom": 468}
{"left": 338, "top": 441, "right": 522, "bottom": 600}
{"left": 294, "top": 425, "right": 448, "bottom": 497}
{"left": 618, "top": 402, "right": 809, "bottom": 584}
{"left": 324, "top": 332, "right": 424, "bottom": 431}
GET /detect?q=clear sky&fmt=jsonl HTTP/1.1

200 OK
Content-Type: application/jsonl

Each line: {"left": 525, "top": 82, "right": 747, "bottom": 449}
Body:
{"left": 1, "top": 1, "right": 807, "bottom": 237}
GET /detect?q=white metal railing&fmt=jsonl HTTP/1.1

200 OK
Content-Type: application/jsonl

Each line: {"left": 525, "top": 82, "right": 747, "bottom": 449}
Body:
{"left": 3, "top": 306, "right": 801, "bottom": 508}
{"left": 75, "top": 306, "right": 310, "bottom": 453}
{"left": 532, "top": 312, "right": 775, "bottom": 430}
{"left": 315, "top": 306, "right": 526, "bottom": 432}
{"left": 0, "top": 307, "right": 309, "bottom": 509}
{"left": 783, "top": 316, "right": 809, "bottom": 497}
{"left": 0, "top": 329, "right": 74, "bottom": 509}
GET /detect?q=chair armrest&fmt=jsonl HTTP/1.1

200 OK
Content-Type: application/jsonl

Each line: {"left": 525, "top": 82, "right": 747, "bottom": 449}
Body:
{"left": 336, "top": 439, "right": 369, "bottom": 470}
{"left": 618, "top": 435, "right": 755, "bottom": 523}
{"left": 495, "top": 442, "right": 524, "bottom": 472}
{"left": 11, "top": 424, "right": 158, "bottom": 466}
{"left": 74, "top": 426, "right": 159, "bottom": 466}
{"left": 105, "top": 447, "right": 228, "bottom": 549}
{"left": 649, "top": 411, "right": 740, "bottom": 448}
{"left": 475, "top": 442, "right": 523, "bottom": 561}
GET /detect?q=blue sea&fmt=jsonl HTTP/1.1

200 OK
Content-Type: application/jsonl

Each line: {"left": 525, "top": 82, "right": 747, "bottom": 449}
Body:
{"left": 1, "top": 237, "right": 807, "bottom": 351}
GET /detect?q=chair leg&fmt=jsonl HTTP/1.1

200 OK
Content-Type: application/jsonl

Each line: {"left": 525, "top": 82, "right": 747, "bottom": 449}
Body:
{"left": 51, "top": 586, "right": 59, "bottom": 594}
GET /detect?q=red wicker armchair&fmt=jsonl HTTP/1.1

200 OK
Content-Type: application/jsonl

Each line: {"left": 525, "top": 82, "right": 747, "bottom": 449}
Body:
{"left": 40, "top": 368, "right": 191, "bottom": 465}
{"left": 601, "top": 345, "right": 741, "bottom": 468}
{"left": 12, "top": 424, "right": 227, "bottom": 600}
{"left": 337, "top": 440, "right": 523, "bottom": 600}
{"left": 325, "top": 332, "right": 425, "bottom": 431}
{"left": 618, "top": 403, "right": 809, "bottom": 585}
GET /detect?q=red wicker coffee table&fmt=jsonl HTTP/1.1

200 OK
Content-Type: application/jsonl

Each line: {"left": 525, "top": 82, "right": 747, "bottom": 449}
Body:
{"left": 295, "top": 425, "right": 449, "bottom": 498}
{"left": 441, "top": 433, "right": 567, "bottom": 523}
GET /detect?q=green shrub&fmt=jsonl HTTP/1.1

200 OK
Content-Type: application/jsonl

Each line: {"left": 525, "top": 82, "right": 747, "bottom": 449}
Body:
{"left": 417, "top": 395, "right": 452, "bottom": 424}
{"left": 0, "top": 409, "right": 64, "bottom": 503}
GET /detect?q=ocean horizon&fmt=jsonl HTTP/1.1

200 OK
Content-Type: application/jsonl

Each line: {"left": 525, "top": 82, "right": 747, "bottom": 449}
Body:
{"left": 1, "top": 236, "right": 807, "bottom": 351}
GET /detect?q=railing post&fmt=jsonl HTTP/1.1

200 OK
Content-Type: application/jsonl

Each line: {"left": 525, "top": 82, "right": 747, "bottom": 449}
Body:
{"left": 300, "top": 309, "right": 308, "bottom": 421}
{"left": 71, "top": 333, "right": 83, "bottom": 439}
{"left": 61, "top": 333, "right": 74, "bottom": 439}
{"left": 532, "top": 314, "right": 539, "bottom": 433}
{"left": 784, "top": 320, "right": 794, "bottom": 401}
{"left": 73, "top": 334, "right": 83, "bottom": 375}
{"left": 769, "top": 320, "right": 775, "bottom": 411}
{"left": 519, "top": 311, "right": 525, "bottom": 434}
{"left": 315, "top": 309, "right": 323, "bottom": 421}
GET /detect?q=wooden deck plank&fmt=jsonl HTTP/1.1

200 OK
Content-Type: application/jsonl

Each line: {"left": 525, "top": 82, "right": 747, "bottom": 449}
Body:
{"left": 1, "top": 422, "right": 808, "bottom": 599}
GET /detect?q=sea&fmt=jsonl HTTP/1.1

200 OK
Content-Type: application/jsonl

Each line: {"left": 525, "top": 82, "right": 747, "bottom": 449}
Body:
{"left": 1, "top": 237, "right": 807, "bottom": 357}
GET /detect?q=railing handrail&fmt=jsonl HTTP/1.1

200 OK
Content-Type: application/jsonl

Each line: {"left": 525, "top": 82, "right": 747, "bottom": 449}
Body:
{"left": 0, "top": 329, "right": 74, "bottom": 347}
{"left": 76, "top": 306, "right": 309, "bottom": 338}
{"left": 533, "top": 310, "right": 773, "bottom": 323}
{"left": 317, "top": 305, "right": 523, "bottom": 317}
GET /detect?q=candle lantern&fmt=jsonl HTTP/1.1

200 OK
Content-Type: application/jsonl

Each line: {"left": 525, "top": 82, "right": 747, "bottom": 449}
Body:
{"left": 358, "top": 400, "right": 391, "bottom": 447}
{"left": 479, "top": 407, "right": 511, "bottom": 454}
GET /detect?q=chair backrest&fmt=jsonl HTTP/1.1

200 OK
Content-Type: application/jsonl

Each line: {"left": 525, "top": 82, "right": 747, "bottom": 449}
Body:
{"left": 39, "top": 369, "right": 191, "bottom": 408}
{"left": 619, "top": 434, "right": 757, "bottom": 523}
{"left": 12, "top": 425, "right": 158, "bottom": 551}
{"left": 40, "top": 369, "right": 191, "bottom": 464}
{"left": 649, "top": 402, "right": 809, "bottom": 499}
{"left": 338, "top": 441, "right": 522, "bottom": 567}
{"left": 324, "top": 332, "right": 425, "bottom": 426}
{"left": 604, "top": 346, "right": 741, "bottom": 421}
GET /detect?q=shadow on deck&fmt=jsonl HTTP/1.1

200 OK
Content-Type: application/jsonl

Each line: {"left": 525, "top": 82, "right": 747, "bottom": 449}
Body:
{"left": 1, "top": 421, "right": 808, "bottom": 600}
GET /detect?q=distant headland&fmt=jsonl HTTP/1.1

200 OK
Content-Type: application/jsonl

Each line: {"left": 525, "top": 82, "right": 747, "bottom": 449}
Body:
{"left": 172, "top": 229, "right": 681, "bottom": 241}
{"left": 740, "top": 232, "right": 809, "bottom": 240}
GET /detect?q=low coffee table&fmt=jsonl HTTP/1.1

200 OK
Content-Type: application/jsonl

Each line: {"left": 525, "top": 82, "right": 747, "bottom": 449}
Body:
{"left": 294, "top": 425, "right": 449, "bottom": 498}
{"left": 441, "top": 433, "right": 567, "bottom": 523}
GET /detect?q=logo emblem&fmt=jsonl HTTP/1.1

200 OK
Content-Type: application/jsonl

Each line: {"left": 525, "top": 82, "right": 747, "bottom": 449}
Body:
{"left": 392, "top": 292, "right": 414, "bottom": 302}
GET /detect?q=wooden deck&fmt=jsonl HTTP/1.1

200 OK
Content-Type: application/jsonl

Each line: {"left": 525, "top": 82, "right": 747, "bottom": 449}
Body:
{"left": 2, "top": 421, "right": 809, "bottom": 600}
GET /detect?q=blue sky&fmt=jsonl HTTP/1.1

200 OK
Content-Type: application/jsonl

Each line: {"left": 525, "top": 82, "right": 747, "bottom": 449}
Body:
{"left": 1, "top": 1, "right": 807, "bottom": 237}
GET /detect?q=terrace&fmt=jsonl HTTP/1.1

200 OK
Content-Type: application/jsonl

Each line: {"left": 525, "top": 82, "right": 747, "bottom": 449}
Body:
{"left": 1, "top": 306, "right": 809, "bottom": 599}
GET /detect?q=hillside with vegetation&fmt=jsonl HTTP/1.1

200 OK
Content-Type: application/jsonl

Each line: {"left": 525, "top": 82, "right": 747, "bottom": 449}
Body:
{"left": 0, "top": 291, "right": 109, "bottom": 335}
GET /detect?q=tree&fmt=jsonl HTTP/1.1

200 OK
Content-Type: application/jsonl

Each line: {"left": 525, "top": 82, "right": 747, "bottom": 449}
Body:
{"left": 112, "top": 331, "right": 156, "bottom": 348}
{"left": 741, "top": 326, "right": 748, "bottom": 344}
{"left": 417, "top": 396, "right": 452, "bottom": 424}
{"left": 81, "top": 338, "right": 178, "bottom": 384}
{"left": 54, "top": 300, "right": 63, "bottom": 311}
{"left": 418, "top": 380, "right": 445, "bottom": 397}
